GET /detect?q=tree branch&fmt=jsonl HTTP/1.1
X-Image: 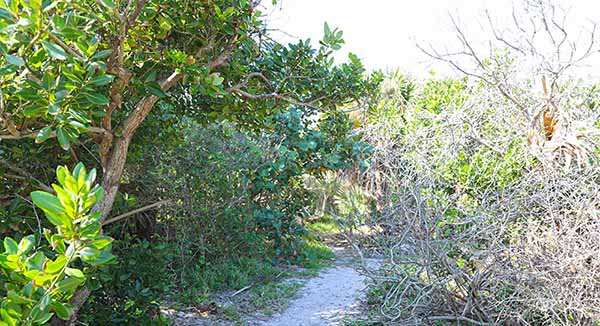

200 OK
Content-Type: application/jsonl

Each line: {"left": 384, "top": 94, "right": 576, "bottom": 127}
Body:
{"left": 0, "top": 126, "right": 108, "bottom": 141}
{"left": 102, "top": 199, "right": 172, "bottom": 226}
{"left": 0, "top": 159, "right": 54, "bottom": 193}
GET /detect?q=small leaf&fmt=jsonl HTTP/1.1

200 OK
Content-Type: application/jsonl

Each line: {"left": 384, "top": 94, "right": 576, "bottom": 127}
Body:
{"left": 23, "top": 105, "right": 46, "bottom": 118}
{"left": 324, "top": 22, "right": 331, "bottom": 35}
{"left": 91, "top": 236, "right": 112, "bottom": 250}
{"left": 56, "top": 166, "right": 68, "bottom": 187}
{"left": 65, "top": 267, "right": 85, "bottom": 279}
{"left": 91, "top": 49, "right": 112, "bottom": 60}
{"left": 86, "top": 168, "right": 97, "bottom": 185}
{"left": 144, "top": 70, "right": 157, "bottom": 82}
{"left": 72, "top": 162, "right": 85, "bottom": 181}
{"left": 7, "top": 291, "right": 35, "bottom": 304}
{"left": 98, "top": 0, "right": 116, "bottom": 9}
{"left": 146, "top": 82, "right": 166, "bottom": 97}
{"left": 6, "top": 54, "right": 24, "bottom": 67}
{"left": 48, "top": 102, "right": 60, "bottom": 115}
{"left": 33, "top": 310, "right": 52, "bottom": 324}
{"left": 89, "top": 185, "right": 104, "bottom": 202}
{"left": 3, "top": 237, "right": 17, "bottom": 254}
{"left": 86, "top": 250, "right": 116, "bottom": 266}
{"left": 0, "top": 8, "right": 16, "bottom": 24}
{"left": 56, "top": 128, "right": 70, "bottom": 150}
{"left": 27, "top": 251, "right": 46, "bottom": 271}
{"left": 35, "top": 126, "right": 53, "bottom": 143}
{"left": 79, "top": 246, "right": 100, "bottom": 260}
{"left": 211, "top": 74, "right": 224, "bottom": 86}
{"left": 41, "top": 40, "right": 67, "bottom": 60}
{"left": 1, "top": 307, "right": 16, "bottom": 326}
{"left": 89, "top": 75, "right": 114, "bottom": 86}
{"left": 52, "top": 185, "right": 75, "bottom": 215}
{"left": 44, "top": 255, "right": 67, "bottom": 274}
{"left": 51, "top": 301, "right": 70, "bottom": 320}
{"left": 57, "top": 276, "right": 84, "bottom": 293}
{"left": 17, "top": 235, "right": 35, "bottom": 255}
{"left": 84, "top": 93, "right": 109, "bottom": 105}
{"left": 31, "top": 191, "right": 70, "bottom": 226}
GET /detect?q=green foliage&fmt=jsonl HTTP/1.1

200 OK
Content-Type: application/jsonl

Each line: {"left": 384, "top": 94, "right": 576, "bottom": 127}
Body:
{"left": 142, "top": 107, "right": 370, "bottom": 259}
{"left": 0, "top": 163, "right": 114, "bottom": 325}
{"left": 0, "top": 0, "right": 381, "bottom": 321}
{"left": 79, "top": 103, "right": 368, "bottom": 322}
{"left": 415, "top": 76, "right": 469, "bottom": 114}
{"left": 80, "top": 238, "right": 171, "bottom": 325}
{"left": 0, "top": 0, "right": 256, "bottom": 146}
{"left": 0, "top": 0, "right": 379, "bottom": 144}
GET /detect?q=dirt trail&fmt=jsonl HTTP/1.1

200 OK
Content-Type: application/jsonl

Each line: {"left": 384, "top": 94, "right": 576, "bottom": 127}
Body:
{"left": 259, "top": 249, "right": 379, "bottom": 326}
{"left": 163, "top": 247, "right": 378, "bottom": 325}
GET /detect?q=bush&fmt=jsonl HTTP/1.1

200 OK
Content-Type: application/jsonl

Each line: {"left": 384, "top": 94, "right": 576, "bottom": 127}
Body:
{"left": 79, "top": 238, "right": 172, "bottom": 325}
{"left": 78, "top": 107, "right": 370, "bottom": 323}
{"left": 0, "top": 163, "right": 115, "bottom": 325}
{"left": 353, "top": 71, "right": 600, "bottom": 324}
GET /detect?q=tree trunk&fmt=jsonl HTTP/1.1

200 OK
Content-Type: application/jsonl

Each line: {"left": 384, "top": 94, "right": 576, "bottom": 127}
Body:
{"left": 53, "top": 72, "right": 184, "bottom": 326}
{"left": 95, "top": 71, "right": 183, "bottom": 221}
{"left": 95, "top": 136, "right": 132, "bottom": 222}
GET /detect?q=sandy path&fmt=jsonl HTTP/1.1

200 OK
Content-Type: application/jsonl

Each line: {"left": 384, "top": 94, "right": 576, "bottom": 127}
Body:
{"left": 260, "top": 258, "right": 374, "bottom": 326}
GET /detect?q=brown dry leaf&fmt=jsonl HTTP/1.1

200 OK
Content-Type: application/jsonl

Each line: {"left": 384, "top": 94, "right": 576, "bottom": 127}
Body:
{"left": 541, "top": 77, "right": 558, "bottom": 140}
{"left": 543, "top": 108, "right": 557, "bottom": 140}
{"left": 194, "top": 302, "right": 218, "bottom": 317}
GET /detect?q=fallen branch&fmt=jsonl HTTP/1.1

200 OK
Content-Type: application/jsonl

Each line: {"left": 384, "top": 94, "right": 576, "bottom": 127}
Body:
{"left": 230, "top": 285, "right": 253, "bottom": 297}
{"left": 230, "top": 271, "right": 284, "bottom": 298}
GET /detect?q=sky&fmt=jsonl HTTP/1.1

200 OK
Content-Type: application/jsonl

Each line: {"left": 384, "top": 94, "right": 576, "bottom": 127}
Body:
{"left": 263, "top": 0, "right": 600, "bottom": 78}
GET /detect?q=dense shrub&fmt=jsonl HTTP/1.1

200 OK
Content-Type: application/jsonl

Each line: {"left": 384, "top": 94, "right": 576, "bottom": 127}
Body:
{"left": 351, "top": 72, "right": 600, "bottom": 324}
{"left": 77, "top": 106, "right": 371, "bottom": 323}
{"left": 0, "top": 164, "right": 114, "bottom": 325}
{"left": 148, "top": 108, "right": 369, "bottom": 256}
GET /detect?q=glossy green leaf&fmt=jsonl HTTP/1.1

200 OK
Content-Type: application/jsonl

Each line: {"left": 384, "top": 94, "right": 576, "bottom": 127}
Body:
{"left": 56, "top": 166, "right": 68, "bottom": 187}
{"left": 65, "top": 267, "right": 85, "bottom": 279}
{"left": 41, "top": 40, "right": 67, "bottom": 60}
{"left": 35, "top": 126, "right": 53, "bottom": 143}
{"left": 44, "top": 255, "right": 67, "bottom": 274}
{"left": 50, "top": 301, "right": 70, "bottom": 320}
{"left": 79, "top": 246, "right": 100, "bottom": 260}
{"left": 48, "top": 102, "right": 60, "bottom": 115}
{"left": 7, "top": 291, "right": 35, "bottom": 304}
{"left": 3, "top": 237, "right": 17, "bottom": 254}
{"left": 26, "top": 251, "right": 46, "bottom": 271}
{"left": 91, "top": 49, "right": 112, "bottom": 60}
{"left": 85, "top": 250, "right": 116, "bottom": 266}
{"left": 57, "top": 276, "right": 84, "bottom": 293}
{"left": 23, "top": 105, "right": 46, "bottom": 118}
{"left": 56, "top": 128, "right": 70, "bottom": 150}
{"left": 17, "top": 235, "right": 35, "bottom": 255}
{"left": 146, "top": 82, "right": 167, "bottom": 97}
{"left": 31, "top": 191, "right": 69, "bottom": 226}
{"left": 6, "top": 54, "right": 24, "bottom": 67}
{"left": 89, "top": 75, "right": 114, "bottom": 86}
{"left": 84, "top": 92, "right": 109, "bottom": 105}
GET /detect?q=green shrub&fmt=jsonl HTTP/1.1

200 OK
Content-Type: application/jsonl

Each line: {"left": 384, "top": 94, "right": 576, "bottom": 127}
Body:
{"left": 0, "top": 163, "right": 114, "bottom": 325}
{"left": 79, "top": 238, "right": 172, "bottom": 325}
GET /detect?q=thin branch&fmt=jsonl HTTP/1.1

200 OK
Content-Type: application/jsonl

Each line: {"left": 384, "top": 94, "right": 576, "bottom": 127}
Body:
{"left": 0, "top": 126, "right": 108, "bottom": 141}
{"left": 48, "top": 33, "right": 85, "bottom": 60}
{"left": 0, "top": 159, "right": 54, "bottom": 193}
{"left": 228, "top": 87, "right": 326, "bottom": 111}
{"left": 102, "top": 199, "right": 172, "bottom": 226}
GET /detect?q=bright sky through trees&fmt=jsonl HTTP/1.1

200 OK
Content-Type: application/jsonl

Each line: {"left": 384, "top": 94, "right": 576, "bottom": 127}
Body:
{"left": 265, "top": 0, "right": 600, "bottom": 78}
